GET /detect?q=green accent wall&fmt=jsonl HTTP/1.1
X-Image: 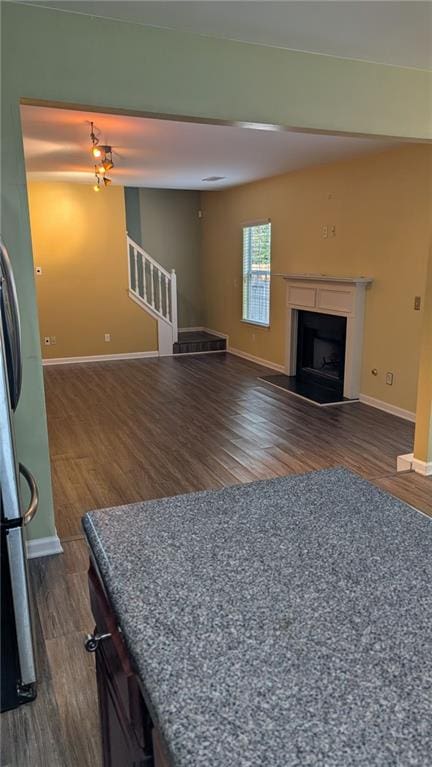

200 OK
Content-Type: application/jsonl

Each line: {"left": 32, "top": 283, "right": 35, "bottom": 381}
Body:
{"left": 1, "top": 1, "right": 431, "bottom": 540}
{"left": 124, "top": 188, "right": 142, "bottom": 244}
{"left": 139, "top": 190, "right": 203, "bottom": 328}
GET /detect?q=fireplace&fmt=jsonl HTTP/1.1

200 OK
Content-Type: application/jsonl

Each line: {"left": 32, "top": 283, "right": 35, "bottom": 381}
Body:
{"left": 296, "top": 311, "right": 347, "bottom": 395}
{"left": 280, "top": 274, "right": 372, "bottom": 404}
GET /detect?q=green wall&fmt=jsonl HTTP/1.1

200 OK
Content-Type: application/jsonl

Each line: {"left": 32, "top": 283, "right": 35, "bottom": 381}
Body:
{"left": 124, "top": 187, "right": 142, "bottom": 244}
{"left": 139, "top": 190, "right": 203, "bottom": 328}
{"left": 1, "top": 1, "right": 431, "bottom": 540}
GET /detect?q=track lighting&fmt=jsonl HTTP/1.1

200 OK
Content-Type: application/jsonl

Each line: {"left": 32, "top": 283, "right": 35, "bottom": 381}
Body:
{"left": 90, "top": 122, "right": 101, "bottom": 159}
{"left": 89, "top": 122, "right": 116, "bottom": 190}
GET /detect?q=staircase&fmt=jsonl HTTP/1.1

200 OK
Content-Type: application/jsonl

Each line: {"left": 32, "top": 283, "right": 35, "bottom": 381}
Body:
{"left": 127, "top": 236, "right": 226, "bottom": 356}
{"left": 127, "top": 235, "right": 177, "bottom": 356}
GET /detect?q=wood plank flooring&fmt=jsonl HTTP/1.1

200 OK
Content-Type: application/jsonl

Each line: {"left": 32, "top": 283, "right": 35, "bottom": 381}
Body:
{"left": 45, "top": 352, "right": 431, "bottom": 540}
{"left": 1, "top": 539, "right": 100, "bottom": 767}
{"left": 1, "top": 353, "right": 430, "bottom": 767}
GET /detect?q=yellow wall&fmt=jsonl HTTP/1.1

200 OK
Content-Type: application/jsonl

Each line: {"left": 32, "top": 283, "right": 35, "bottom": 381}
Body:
{"left": 414, "top": 244, "right": 432, "bottom": 463}
{"left": 28, "top": 182, "right": 157, "bottom": 359}
{"left": 201, "top": 146, "right": 431, "bottom": 414}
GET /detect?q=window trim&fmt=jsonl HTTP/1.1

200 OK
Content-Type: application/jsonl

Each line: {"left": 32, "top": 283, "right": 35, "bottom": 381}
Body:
{"left": 240, "top": 318, "right": 270, "bottom": 328}
{"left": 240, "top": 218, "right": 271, "bottom": 228}
{"left": 241, "top": 220, "right": 271, "bottom": 327}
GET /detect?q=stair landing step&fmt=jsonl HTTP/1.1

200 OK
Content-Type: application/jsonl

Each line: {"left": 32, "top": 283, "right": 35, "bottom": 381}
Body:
{"left": 173, "top": 331, "right": 226, "bottom": 354}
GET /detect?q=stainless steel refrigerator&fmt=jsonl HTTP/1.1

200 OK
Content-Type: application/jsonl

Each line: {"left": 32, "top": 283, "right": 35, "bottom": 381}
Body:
{"left": 1, "top": 238, "right": 39, "bottom": 711}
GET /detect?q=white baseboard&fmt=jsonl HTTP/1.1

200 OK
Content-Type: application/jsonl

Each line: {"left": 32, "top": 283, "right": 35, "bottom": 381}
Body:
{"left": 26, "top": 534, "right": 64, "bottom": 559}
{"left": 397, "top": 452, "right": 432, "bottom": 476}
{"left": 359, "top": 394, "right": 416, "bottom": 423}
{"left": 413, "top": 457, "right": 432, "bottom": 476}
{"left": 397, "top": 453, "right": 414, "bottom": 472}
{"left": 229, "top": 347, "right": 285, "bottom": 372}
{"left": 178, "top": 326, "right": 205, "bottom": 333}
{"left": 203, "top": 327, "right": 230, "bottom": 341}
{"left": 43, "top": 351, "right": 159, "bottom": 365}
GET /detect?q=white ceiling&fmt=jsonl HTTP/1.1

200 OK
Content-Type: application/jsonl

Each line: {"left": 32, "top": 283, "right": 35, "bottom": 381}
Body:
{"left": 16, "top": 1, "right": 432, "bottom": 71}
{"left": 21, "top": 105, "right": 399, "bottom": 190}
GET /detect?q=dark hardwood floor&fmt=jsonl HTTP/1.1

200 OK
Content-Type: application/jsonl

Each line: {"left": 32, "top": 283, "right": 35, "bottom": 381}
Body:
{"left": 45, "top": 352, "right": 431, "bottom": 540}
{"left": 1, "top": 539, "right": 100, "bottom": 767}
{"left": 2, "top": 353, "right": 430, "bottom": 767}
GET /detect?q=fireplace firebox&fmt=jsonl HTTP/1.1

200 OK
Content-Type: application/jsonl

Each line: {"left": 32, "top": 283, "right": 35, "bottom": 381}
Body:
{"left": 296, "top": 311, "right": 347, "bottom": 396}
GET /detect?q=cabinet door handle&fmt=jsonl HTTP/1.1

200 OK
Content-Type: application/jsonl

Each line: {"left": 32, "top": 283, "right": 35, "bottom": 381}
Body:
{"left": 84, "top": 634, "right": 111, "bottom": 652}
{"left": 84, "top": 632, "right": 111, "bottom": 652}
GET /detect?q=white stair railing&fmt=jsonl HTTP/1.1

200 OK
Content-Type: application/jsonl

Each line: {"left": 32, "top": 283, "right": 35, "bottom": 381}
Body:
{"left": 126, "top": 235, "right": 178, "bottom": 354}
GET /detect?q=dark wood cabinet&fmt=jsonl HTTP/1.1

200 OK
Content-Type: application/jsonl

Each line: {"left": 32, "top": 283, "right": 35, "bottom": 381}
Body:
{"left": 88, "top": 557, "right": 171, "bottom": 767}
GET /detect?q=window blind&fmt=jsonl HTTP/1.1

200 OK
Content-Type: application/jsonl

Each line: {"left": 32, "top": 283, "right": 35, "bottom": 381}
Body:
{"left": 242, "top": 222, "right": 271, "bottom": 325}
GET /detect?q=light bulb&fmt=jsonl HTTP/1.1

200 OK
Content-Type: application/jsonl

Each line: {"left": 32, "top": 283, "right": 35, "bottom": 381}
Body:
{"left": 93, "top": 184, "right": 100, "bottom": 192}
{"left": 92, "top": 146, "right": 102, "bottom": 159}
{"left": 98, "top": 165, "right": 106, "bottom": 174}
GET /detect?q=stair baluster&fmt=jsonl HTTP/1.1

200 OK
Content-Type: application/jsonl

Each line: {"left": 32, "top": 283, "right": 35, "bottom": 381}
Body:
{"left": 158, "top": 271, "right": 162, "bottom": 314}
{"left": 133, "top": 248, "right": 139, "bottom": 295}
{"left": 165, "top": 276, "right": 170, "bottom": 321}
{"left": 143, "top": 257, "right": 148, "bottom": 303}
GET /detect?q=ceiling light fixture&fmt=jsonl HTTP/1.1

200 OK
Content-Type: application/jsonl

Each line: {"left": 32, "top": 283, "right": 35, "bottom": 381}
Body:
{"left": 90, "top": 122, "right": 101, "bottom": 158}
{"left": 202, "top": 176, "right": 226, "bottom": 182}
{"left": 89, "top": 123, "right": 115, "bottom": 190}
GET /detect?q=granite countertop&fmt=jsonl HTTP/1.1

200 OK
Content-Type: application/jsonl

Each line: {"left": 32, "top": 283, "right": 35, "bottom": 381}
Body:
{"left": 82, "top": 468, "right": 432, "bottom": 767}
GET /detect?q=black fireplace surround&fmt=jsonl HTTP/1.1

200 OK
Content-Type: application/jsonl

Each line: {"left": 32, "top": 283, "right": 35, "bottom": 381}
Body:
{"left": 296, "top": 311, "right": 347, "bottom": 396}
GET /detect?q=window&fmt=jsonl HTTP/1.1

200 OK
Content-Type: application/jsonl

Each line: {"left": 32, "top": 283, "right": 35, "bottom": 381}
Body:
{"left": 242, "top": 221, "right": 271, "bottom": 326}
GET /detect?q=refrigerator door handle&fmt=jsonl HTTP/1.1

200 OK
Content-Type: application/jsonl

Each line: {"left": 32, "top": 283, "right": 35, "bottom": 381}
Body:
{"left": 0, "top": 238, "right": 23, "bottom": 410}
{"left": 19, "top": 463, "right": 39, "bottom": 526}
{"left": 6, "top": 527, "right": 37, "bottom": 688}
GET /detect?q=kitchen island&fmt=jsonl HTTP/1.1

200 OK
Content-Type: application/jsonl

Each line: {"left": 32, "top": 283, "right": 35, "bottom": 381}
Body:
{"left": 82, "top": 467, "right": 432, "bottom": 766}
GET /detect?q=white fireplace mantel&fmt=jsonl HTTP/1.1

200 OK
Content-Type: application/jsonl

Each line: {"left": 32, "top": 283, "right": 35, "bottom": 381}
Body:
{"left": 274, "top": 273, "right": 373, "bottom": 285}
{"left": 280, "top": 273, "right": 373, "bottom": 400}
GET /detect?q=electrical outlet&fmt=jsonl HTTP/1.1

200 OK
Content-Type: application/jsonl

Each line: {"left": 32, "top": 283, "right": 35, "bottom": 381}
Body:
{"left": 44, "top": 336, "right": 50, "bottom": 346}
{"left": 414, "top": 296, "right": 421, "bottom": 311}
{"left": 322, "top": 225, "right": 328, "bottom": 239}
{"left": 35, "top": 266, "right": 42, "bottom": 275}
{"left": 330, "top": 225, "right": 336, "bottom": 238}
{"left": 104, "top": 333, "right": 111, "bottom": 342}
{"left": 386, "top": 372, "right": 394, "bottom": 386}
{"left": 50, "top": 336, "right": 56, "bottom": 345}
